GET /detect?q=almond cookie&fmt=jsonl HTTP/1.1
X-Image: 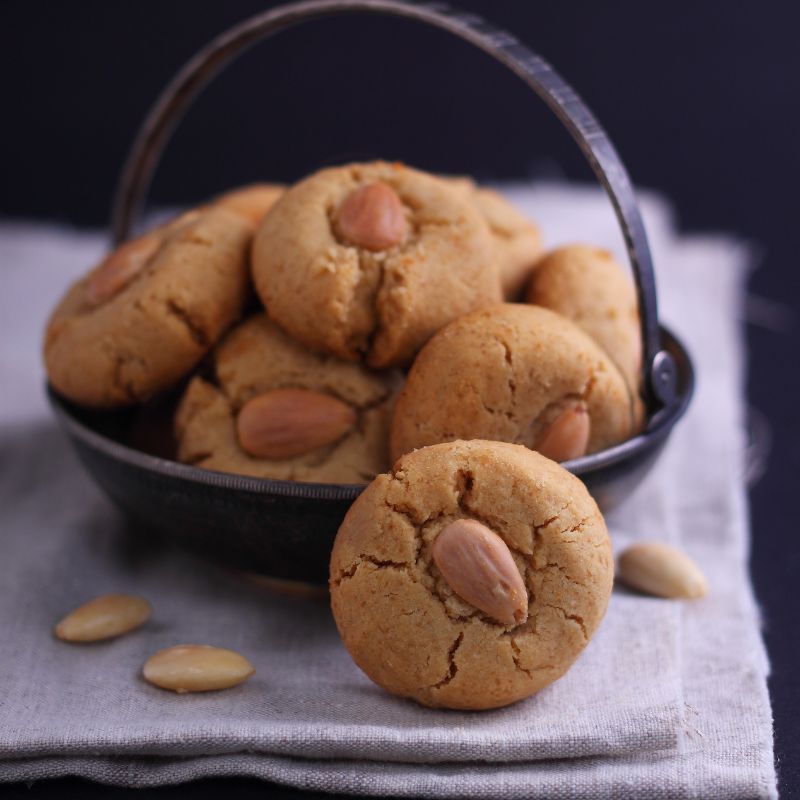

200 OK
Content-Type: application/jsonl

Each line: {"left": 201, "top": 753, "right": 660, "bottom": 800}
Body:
{"left": 330, "top": 439, "right": 613, "bottom": 710}
{"left": 175, "top": 314, "right": 401, "bottom": 483}
{"left": 213, "top": 183, "right": 284, "bottom": 226}
{"left": 446, "top": 176, "right": 543, "bottom": 299}
{"left": 252, "top": 162, "right": 501, "bottom": 368}
{"left": 390, "top": 304, "right": 638, "bottom": 464}
{"left": 44, "top": 208, "right": 252, "bottom": 408}
{"left": 526, "top": 245, "right": 642, "bottom": 393}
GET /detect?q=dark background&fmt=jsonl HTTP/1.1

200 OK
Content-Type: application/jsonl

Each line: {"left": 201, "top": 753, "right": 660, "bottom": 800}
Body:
{"left": 1, "top": 1, "right": 798, "bottom": 797}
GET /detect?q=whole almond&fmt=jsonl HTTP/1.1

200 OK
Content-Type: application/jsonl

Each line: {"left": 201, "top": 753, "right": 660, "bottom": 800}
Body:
{"left": 143, "top": 644, "right": 255, "bottom": 693}
{"left": 86, "top": 234, "right": 162, "bottom": 305}
{"left": 536, "top": 403, "right": 591, "bottom": 462}
{"left": 432, "top": 519, "right": 527, "bottom": 626}
{"left": 237, "top": 388, "right": 356, "bottom": 460}
{"left": 617, "top": 542, "right": 708, "bottom": 599}
{"left": 334, "top": 181, "right": 408, "bottom": 251}
{"left": 54, "top": 594, "right": 151, "bottom": 642}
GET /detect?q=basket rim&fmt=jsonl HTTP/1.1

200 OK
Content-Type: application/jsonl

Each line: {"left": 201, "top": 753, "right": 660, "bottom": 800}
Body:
{"left": 47, "top": 324, "right": 694, "bottom": 502}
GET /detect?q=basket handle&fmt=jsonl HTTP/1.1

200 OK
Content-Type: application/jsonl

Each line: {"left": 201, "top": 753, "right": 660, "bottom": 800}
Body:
{"left": 111, "top": 0, "right": 678, "bottom": 409}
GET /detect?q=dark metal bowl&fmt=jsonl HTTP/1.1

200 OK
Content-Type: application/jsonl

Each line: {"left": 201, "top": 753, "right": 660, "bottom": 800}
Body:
{"left": 48, "top": 325, "right": 692, "bottom": 584}
{"left": 49, "top": 1, "right": 696, "bottom": 583}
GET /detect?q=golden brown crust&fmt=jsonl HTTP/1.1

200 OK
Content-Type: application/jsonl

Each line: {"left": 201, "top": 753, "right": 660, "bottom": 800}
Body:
{"left": 329, "top": 439, "right": 613, "bottom": 710}
{"left": 390, "top": 303, "right": 637, "bottom": 463}
{"left": 175, "top": 314, "right": 402, "bottom": 484}
{"left": 526, "top": 245, "right": 642, "bottom": 397}
{"left": 442, "top": 177, "right": 543, "bottom": 299}
{"left": 44, "top": 208, "right": 252, "bottom": 408}
{"left": 252, "top": 162, "right": 501, "bottom": 368}
{"left": 213, "top": 183, "right": 285, "bottom": 226}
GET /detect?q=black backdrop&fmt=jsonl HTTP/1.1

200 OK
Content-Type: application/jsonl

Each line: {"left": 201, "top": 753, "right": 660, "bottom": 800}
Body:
{"left": 1, "top": 1, "right": 798, "bottom": 797}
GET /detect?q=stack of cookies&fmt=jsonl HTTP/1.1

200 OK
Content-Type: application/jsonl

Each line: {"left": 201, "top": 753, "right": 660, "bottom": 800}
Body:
{"left": 44, "top": 161, "right": 647, "bottom": 710}
{"left": 44, "top": 160, "right": 643, "bottom": 483}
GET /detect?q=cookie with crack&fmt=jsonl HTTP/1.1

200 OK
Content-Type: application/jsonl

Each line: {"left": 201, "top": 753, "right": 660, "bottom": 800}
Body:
{"left": 213, "top": 182, "right": 284, "bottom": 226}
{"left": 251, "top": 162, "right": 500, "bottom": 368}
{"left": 390, "top": 304, "right": 637, "bottom": 464}
{"left": 330, "top": 439, "right": 613, "bottom": 710}
{"left": 44, "top": 207, "right": 252, "bottom": 408}
{"left": 445, "top": 176, "right": 543, "bottom": 299}
{"left": 175, "top": 314, "right": 401, "bottom": 483}
{"left": 526, "top": 245, "right": 642, "bottom": 394}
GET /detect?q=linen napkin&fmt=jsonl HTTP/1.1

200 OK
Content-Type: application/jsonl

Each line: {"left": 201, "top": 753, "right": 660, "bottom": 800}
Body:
{"left": 0, "top": 185, "right": 776, "bottom": 798}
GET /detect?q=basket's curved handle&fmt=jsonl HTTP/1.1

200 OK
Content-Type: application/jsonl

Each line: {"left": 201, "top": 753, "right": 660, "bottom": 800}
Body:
{"left": 111, "top": 0, "right": 677, "bottom": 409}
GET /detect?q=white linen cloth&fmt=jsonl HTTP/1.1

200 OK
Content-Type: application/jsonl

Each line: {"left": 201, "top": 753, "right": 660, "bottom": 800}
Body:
{"left": 0, "top": 186, "right": 776, "bottom": 797}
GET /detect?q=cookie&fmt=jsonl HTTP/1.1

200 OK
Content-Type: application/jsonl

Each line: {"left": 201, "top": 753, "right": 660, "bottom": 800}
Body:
{"left": 446, "top": 177, "right": 543, "bottom": 299}
{"left": 390, "top": 304, "right": 637, "bottom": 464}
{"left": 526, "top": 245, "right": 642, "bottom": 393}
{"left": 175, "top": 314, "right": 401, "bottom": 483}
{"left": 44, "top": 207, "right": 253, "bottom": 408}
{"left": 251, "top": 162, "right": 500, "bottom": 368}
{"left": 330, "top": 439, "right": 613, "bottom": 710}
{"left": 213, "top": 183, "right": 284, "bottom": 226}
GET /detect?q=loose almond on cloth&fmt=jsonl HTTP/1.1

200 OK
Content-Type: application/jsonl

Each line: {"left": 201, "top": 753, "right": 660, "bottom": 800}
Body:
{"left": 617, "top": 542, "right": 708, "bottom": 599}
{"left": 54, "top": 594, "right": 151, "bottom": 642}
{"left": 142, "top": 645, "right": 255, "bottom": 693}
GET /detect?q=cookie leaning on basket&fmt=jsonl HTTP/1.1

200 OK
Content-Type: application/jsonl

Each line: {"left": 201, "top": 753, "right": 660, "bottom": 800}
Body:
{"left": 251, "top": 162, "right": 502, "bottom": 368}
{"left": 330, "top": 439, "right": 614, "bottom": 710}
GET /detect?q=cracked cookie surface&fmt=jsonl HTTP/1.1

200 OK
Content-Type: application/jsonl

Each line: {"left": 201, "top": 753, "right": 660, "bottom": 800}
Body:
{"left": 175, "top": 314, "right": 401, "bottom": 483}
{"left": 390, "top": 303, "right": 637, "bottom": 463}
{"left": 44, "top": 207, "right": 253, "bottom": 408}
{"left": 526, "top": 245, "right": 643, "bottom": 397}
{"left": 251, "top": 162, "right": 501, "bottom": 368}
{"left": 329, "top": 439, "right": 613, "bottom": 710}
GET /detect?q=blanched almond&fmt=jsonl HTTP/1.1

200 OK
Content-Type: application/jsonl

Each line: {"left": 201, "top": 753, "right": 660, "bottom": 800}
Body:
{"left": 236, "top": 388, "right": 356, "bottom": 459}
{"left": 86, "top": 234, "right": 162, "bottom": 305}
{"left": 432, "top": 519, "right": 527, "bottom": 626}
{"left": 143, "top": 644, "right": 255, "bottom": 693}
{"left": 334, "top": 181, "right": 408, "bottom": 251}
{"left": 617, "top": 542, "right": 708, "bottom": 599}
{"left": 54, "top": 594, "right": 151, "bottom": 642}
{"left": 536, "top": 403, "right": 590, "bottom": 462}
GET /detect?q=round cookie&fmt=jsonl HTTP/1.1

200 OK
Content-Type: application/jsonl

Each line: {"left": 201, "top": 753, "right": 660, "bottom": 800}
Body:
{"left": 213, "top": 183, "right": 284, "bottom": 226}
{"left": 446, "top": 176, "right": 543, "bottom": 299}
{"left": 390, "top": 304, "right": 638, "bottom": 464}
{"left": 252, "top": 161, "right": 501, "bottom": 368}
{"left": 526, "top": 245, "right": 642, "bottom": 393}
{"left": 44, "top": 207, "right": 253, "bottom": 408}
{"left": 330, "top": 439, "right": 614, "bottom": 710}
{"left": 175, "top": 314, "right": 401, "bottom": 484}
